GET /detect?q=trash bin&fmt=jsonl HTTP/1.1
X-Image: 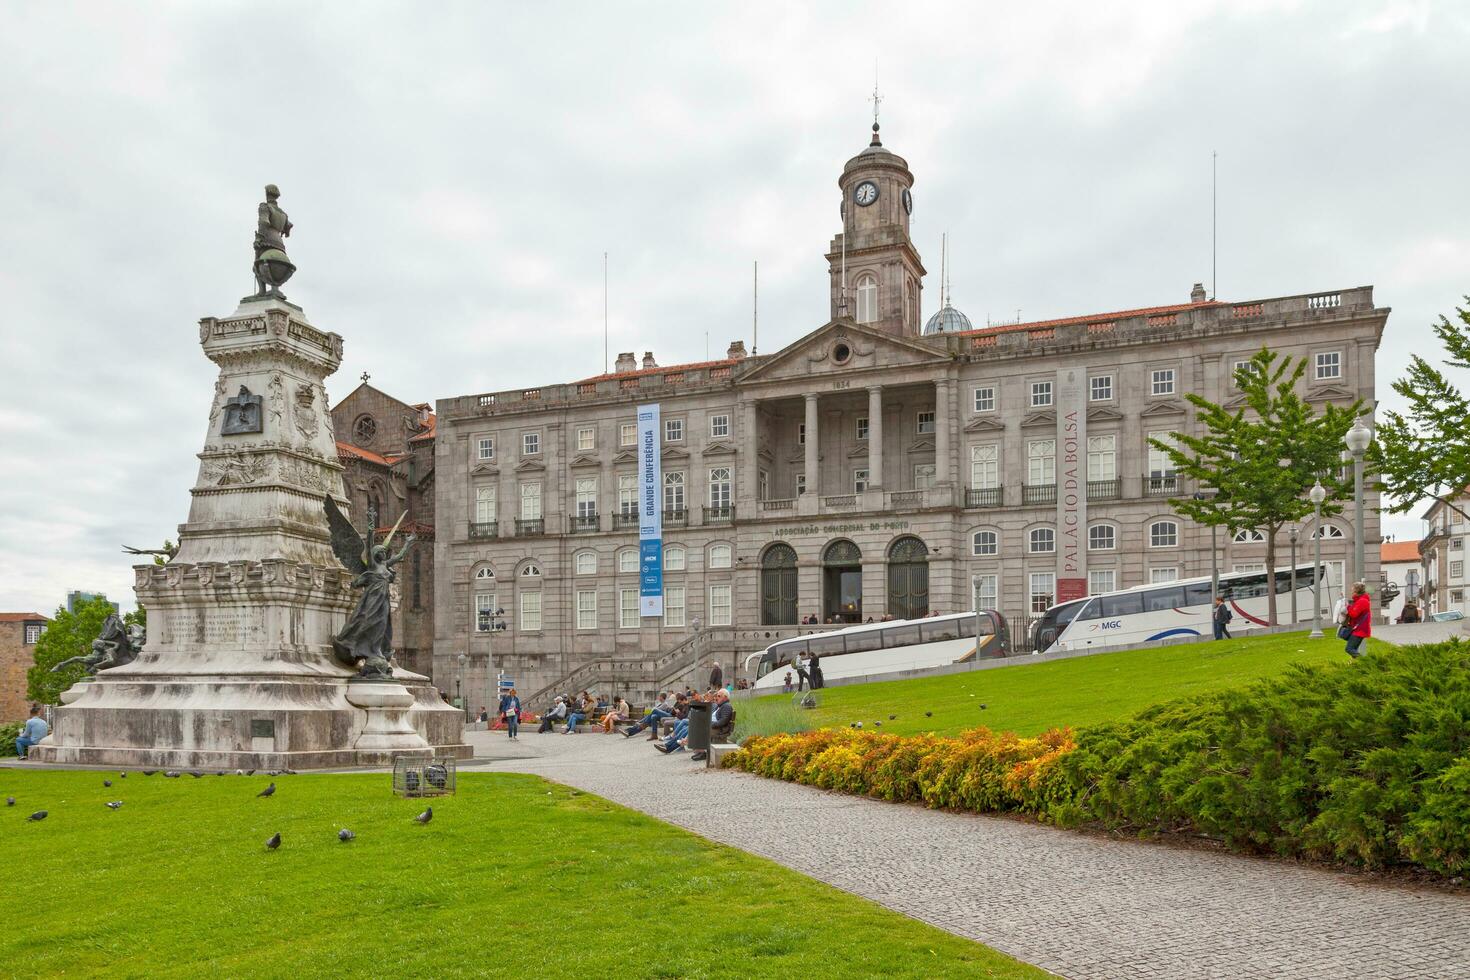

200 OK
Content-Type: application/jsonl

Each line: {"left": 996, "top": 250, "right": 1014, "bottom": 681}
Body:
{"left": 685, "top": 701, "right": 712, "bottom": 751}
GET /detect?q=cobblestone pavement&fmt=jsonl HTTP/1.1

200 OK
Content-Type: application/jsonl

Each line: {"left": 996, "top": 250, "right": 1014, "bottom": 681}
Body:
{"left": 468, "top": 729, "right": 1470, "bottom": 980}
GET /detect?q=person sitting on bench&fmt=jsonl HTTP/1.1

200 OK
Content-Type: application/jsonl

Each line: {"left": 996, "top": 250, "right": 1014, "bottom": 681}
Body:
{"left": 624, "top": 691, "right": 673, "bottom": 739}
{"left": 538, "top": 696, "right": 568, "bottom": 734}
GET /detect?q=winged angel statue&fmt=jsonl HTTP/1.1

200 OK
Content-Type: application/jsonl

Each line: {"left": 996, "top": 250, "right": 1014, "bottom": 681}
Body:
{"left": 323, "top": 495, "right": 416, "bottom": 679}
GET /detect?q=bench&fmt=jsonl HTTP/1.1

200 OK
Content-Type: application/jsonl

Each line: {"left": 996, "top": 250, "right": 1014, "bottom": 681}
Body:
{"left": 706, "top": 742, "right": 741, "bottom": 768}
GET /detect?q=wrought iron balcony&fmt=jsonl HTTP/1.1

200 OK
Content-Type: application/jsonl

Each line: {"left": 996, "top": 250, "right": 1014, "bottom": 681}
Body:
{"left": 1145, "top": 474, "right": 1181, "bottom": 496}
{"left": 1087, "top": 477, "right": 1121, "bottom": 501}
{"left": 663, "top": 508, "right": 688, "bottom": 528}
{"left": 1022, "top": 483, "right": 1057, "bottom": 506}
{"left": 965, "top": 487, "right": 1002, "bottom": 508}
{"left": 515, "top": 518, "right": 545, "bottom": 536}
{"left": 613, "top": 512, "right": 639, "bottom": 530}
{"left": 702, "top": 505, "right": 735, "bottom": 525}
{"left": 569, "top": 514, "right": 599, "bottom": 534}
{"left": 468, "top": 521, "right": 498, "bottom": 540}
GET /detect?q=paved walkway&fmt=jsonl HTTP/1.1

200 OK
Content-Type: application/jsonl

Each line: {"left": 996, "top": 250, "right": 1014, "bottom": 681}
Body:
{"left": 468, "top": 729, "right": 1470, "bottom": 980}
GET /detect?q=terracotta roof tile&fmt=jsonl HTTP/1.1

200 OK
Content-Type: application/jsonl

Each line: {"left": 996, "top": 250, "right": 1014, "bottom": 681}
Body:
{"left": 335, "top": 441, "right": 396, "bottom": 467}
{"left": 409, "top": 414, "right": 437, "bottom": 442}
{"left": 1380, "top": 541, "right": 1422, "bottom": 564}
{"left": 0, "top": 612, "right": 49, "bottom": 622}
{"left": 578, "top": 357, "right": 743, "bottom": 385}
{"left": 949, "top": 299, "right": 1221, "bottom": 340}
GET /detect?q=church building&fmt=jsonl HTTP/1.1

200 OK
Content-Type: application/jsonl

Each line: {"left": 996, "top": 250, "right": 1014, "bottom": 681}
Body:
{"left": 431, "top": 121, "right": 1387, "bottom": 706}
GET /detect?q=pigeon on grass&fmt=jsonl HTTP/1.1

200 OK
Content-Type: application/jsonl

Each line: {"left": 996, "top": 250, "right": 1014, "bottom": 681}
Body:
{"left": 338, "top": 829, "right": 355, "bottom": 842}
{"left": 6, "top": 796, "right": 14, "bottom": 807}
{"left": 257, "top": 783, "right": 276, "bottom": 798}
{"left": 28, "top": 810, "right": 47, "bottom": 822}
{"left": 105, "top": 801, "right": 123, "bottom": 810}
{"left": 414, "top": 806, "right": 433, "bottom": 824}
{"left": 103, "top": 779, "right": 112, "bottom": 788}
{"left": 265, "top": 832, "right": 281, "bottom": 850}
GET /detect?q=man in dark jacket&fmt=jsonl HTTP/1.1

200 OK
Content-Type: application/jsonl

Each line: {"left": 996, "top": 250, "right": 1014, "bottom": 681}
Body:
{"left": 1212, "top": 597, "right": 1233, "bottom": 640}
{"left": 709, "top": 660, "right": 723, "bottom": 690}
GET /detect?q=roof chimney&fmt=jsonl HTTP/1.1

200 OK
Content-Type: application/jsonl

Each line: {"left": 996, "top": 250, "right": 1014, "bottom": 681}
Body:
{"left": 614, "top": 351, "right": 637, "bottom": 373}
{"left": 1191, "top": 282, "right": 1208, "bottom": 304}
{"left": 641, "top": 351, "right": 658, "bottom": 370}
{"left": 726, "top": 340, "right": 747, "bottom": 360}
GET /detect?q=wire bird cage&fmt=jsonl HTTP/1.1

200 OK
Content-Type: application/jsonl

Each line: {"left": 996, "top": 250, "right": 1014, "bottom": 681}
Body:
{"left": 392, "top": 756, "right": 458, "bottom": 798}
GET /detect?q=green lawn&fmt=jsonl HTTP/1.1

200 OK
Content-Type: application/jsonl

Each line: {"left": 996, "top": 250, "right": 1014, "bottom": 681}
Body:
{"left": 738, "top": 631, "right": 1388, "bottom": 740}
{"left": 0, "top": 770, "right": 1040, "bottom": 979}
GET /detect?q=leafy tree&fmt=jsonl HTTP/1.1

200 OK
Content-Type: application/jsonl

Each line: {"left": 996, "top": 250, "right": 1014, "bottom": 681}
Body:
{"left": 1150, "top": 348, "right": 1362, "bottom": 626}
{"left": 1374, "top": 298, "right": 1470, "bottom": 522}
{"left": 26, "top": 598, "right": 145, "bottom": 705}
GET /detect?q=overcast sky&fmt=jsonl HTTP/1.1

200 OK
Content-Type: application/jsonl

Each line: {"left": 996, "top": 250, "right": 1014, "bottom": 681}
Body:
{"left": 2, "top": 0, "right": 1466, "bottom": 615}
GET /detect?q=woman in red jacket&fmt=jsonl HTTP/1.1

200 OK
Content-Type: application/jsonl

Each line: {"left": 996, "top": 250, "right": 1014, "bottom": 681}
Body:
{"left": 1343, "top": 582, "right": 1372, "bottom": 658}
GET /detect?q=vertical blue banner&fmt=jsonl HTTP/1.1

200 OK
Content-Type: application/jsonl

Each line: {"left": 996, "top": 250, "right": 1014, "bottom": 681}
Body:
{"left": 637, "top": 403, "right": 664, "bottom": 617}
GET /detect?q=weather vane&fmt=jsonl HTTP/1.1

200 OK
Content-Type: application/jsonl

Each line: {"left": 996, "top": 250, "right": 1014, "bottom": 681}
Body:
{"left": 870, "top": 68, "right": 883, "bottom": 128}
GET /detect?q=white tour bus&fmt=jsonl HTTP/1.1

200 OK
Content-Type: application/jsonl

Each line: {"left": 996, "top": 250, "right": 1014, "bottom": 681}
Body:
{"left": 742, "top": 610, "right": 1013, "bottom": 691}
{"left": 1034, "top": 564, "right": 1337, "bottom": 654}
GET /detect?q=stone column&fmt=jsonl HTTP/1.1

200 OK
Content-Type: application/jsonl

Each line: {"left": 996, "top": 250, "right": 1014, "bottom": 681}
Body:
{"left": 935, "top": 379, "right": 952, "bottom": 485}
{"left": 742, "top": 399, "right": 759, "bottom": 505}
{"left": 867, "top": 385, "right": 884, "bottom": 491}
{"left": 804, "top": 393, "right": 820, "bottom": 498}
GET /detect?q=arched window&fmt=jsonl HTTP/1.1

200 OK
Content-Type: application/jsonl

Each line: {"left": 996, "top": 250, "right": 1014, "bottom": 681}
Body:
{"left": 1029, "top": 527, "right": 1056, "bottom": 554}
{"left": 664, "top": 544, "right": 686, "bottom": 571}
{"left": 1311, "top": 524, "right": 1345, "bottom": 540}
{"left": 822, "top": 539, "right": 862, "bottom": 566}
{"left": 519, "top": 562, "right": 542, "bottom": 578}
{"left": 709, "top": 543, "right": 733, "bottom": 569}
{"left": 1088, "top": 524, "right": 1116, "bottom": 551}
{"left": 617, "top": 548, "right": 638, "bottom": 574}
{"left": 760, "top": 543, "right": 798, "bottom": 625}
{"left": 353, "top": 414, "right": 377, "bottom": 443}
{"left": 1149, "top": 521, "right": 1179, "bottom": 548}
{"left": 475, "top": 566, "right": 495, "bottom": 580}
{"left": 887, "top": 536, "right": 929, "bottom": 620}
{"left": 574, "top": 551, "right": 596, "bottom": 575}
{"left": 1233, "top": 528, "right": 1266, "bottom": 543}
{"left": 854, "top": 274, "right": 878, "bottom": 324}
{"left": 971, "top": 530, "right": 998, "bottom": 557}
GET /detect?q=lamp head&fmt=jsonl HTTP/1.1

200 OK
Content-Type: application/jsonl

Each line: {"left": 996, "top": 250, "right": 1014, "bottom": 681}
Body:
{"left": 1345, "top": 419, "right": 1373, "bottom": 456}
{"left": 1309, "top": 480, "right": 1327, "bottom": 506}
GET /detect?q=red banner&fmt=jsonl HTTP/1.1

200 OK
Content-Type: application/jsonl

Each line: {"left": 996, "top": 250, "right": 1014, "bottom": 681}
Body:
{"left": 1057, "top": 577, "right": 1088, "bottom": 603}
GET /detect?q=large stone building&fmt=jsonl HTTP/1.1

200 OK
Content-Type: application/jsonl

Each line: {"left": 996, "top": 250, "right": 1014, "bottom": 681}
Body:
{"left": 330, "top": 382, "right": 436, "bottom": 676}
{"left": 1419, "top": 495, "right": 1469, "bottom": 617}
{"left": 432, "top": 123, "right": 1387, "bottom": 705}
{"left": 1, "top": 612, "right": 48, "bottom": 722}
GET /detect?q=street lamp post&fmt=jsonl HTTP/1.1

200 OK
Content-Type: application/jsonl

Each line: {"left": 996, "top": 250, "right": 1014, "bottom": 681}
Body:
{"left": 1194, "top": 491, "right": 1220, "bottom": 602}
{"left": 1309, "top": 480, "right": 1327, "bottom": 638}
{"left": 1345, "top": 419, "right": 1373, "bottom": 592}
{"left": 456, "top": 652, "right": 466, "bottom": 721}
{"left": 477, "top": 607, "right": 507, "bottom": 722}
{"left": 1288, "top": 524, "right": 1299, "bottom": 624}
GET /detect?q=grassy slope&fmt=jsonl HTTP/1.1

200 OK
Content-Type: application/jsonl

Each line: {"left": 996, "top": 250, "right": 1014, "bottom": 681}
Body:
{"left": 0, "top": 770, "right": 1040, "bottom": 980}
{"left": 739, "top": 632, "right": 1388, "bottom": 739}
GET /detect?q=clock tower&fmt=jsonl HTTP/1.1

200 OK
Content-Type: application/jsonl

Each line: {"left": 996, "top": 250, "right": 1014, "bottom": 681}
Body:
{"left": 827, "top": 121, "right": 926, "bottom": 336}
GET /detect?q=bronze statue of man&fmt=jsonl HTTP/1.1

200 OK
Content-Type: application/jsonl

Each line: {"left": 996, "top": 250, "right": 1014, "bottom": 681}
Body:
{"left": 253, "top": 184, "right": 297, "bottom": 298}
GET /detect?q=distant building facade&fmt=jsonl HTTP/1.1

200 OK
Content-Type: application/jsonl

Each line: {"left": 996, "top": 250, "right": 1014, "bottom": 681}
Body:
{"left": 432, "top": 123, "right": 1387, "bottom": 703}
{"left": 65, "top": 592, "right": 117, "bottom": 614}
{"left": 1, "top": 612, "right": 48, "bottom": 722}
{"left": 330, "top": 383, "right": 436, "bottom": 677}
{"left": 1380, "top": 540, "right": 1423, "bottom": 623}
{"left": 1419, "top": 495, "right": 1469, "bottom": 617}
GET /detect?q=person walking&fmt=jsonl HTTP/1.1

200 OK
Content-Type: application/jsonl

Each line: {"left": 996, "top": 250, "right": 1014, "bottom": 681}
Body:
{"left": 794, "top": 653, "right": 811, "bottom": 692}
{"left": 809, "top": 652, "right": 824, "bottom": 690}
{"left": 1212, "top": 597, "right": 1233, "bottom": 640}
{"left": 14, "top": 705, "right": 48, "bottom": 759}
{"left": 1343, "top": 582, "right": 1373, "bottom": 658}
{"left": 498, "top": 687, "right": 521, "bottom": 740}
{"left": 708, "top": 660, "right": 723, "bottom": 691}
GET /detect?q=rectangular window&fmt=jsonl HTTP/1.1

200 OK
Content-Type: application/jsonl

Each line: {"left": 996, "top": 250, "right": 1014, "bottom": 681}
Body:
{"left": 664, "top": 419, "right": 684, "bottom": 442}
{"left": 1148, "top": 431, "right": 1178, "bottom": 480}
{"left": 856, "top": 417, "right": 869, "bottom": 440}
{"left": 619, "top": 589, "right": 639, "bottom": 628}
{"left": 576, "top": 590, "right": 598, "bottom": 630}
{"left": 519, "top": 592, "right": 542, "bottom": 632}
{"left": 1029, "top": 572, "right": 1056, "bottom": 614}
{"left": 475, "top": 486, "right": 496, "bottom": 524}
{"left": 797, "top": 423, "right": 805, "bottom": 445}
{"left": 522, "top": 432, "right": 540, "bottom": 456}
{"left": 474, "top": 592, "right": 496, "bottom": 631}
{"left": 1088, "top": 569, "right": 1116, "bottom": 595}
{"left": 795, "top": 473, "right": 806, "bottom": 496}
{"left": 913, "top": 463, "right": 936, "bottom": 490}
{"left": 1452, "top": 539, "right": 1463, "bottom": 551}
{"left": 1454, "top": 589, "right": 1465, "bottom": 605}
{"left": 970, "top": 444, "right": 999, "bottom": 489}
{"left": 1150, "top": 567, "right": 1179, "bottom": 584}
{"left": 1453, "top": 560, "right": 1465, "bottom": 579}
{"left": 710, "top": 414, "right": 729, "bottom": 438}
{"left": 973, "top": 386, "right": 995, "bottom": 413}
{"left": 1315, "top": 351, "right": 1342, "bottom": 380}
{"left": 575, "top": 477, "right": 597, "bottom": 518}
{"left": 25, "top": 623, "right": 42, "bottom": 644}
{"left": 853, "top": 468, "right": 869, "bottom": 493}
{"left": 1089, "top": 375, "right": 1112, "bottom": 401}
{"left": 576, "top": 427, "right": 595, "bottom": 452}
{"left": 708, "top": 467, "right": 732, "bottom": 509}
{"left": 1233, "top": 359, "right": 1262, "bottom": 388}
{"left": 618, "top": 474, "right": 637, "bottom": 516}
{"left": 917, "top": 411, "right": 936, "bottom": 434}
{"left": 1030, "top": 381, "right": 1053, "bottom": 407}
{"left": 1087, "top": 435, "right": 1116, "bottom": 482}
{"left": 519, "top": 482, "right": 542, "bottom": 520}
{"left": 1027, "top": 439, "right": 1056, "bottom": 485}
{"left": 476, "top": 436, "right": 495, "bottom": 460}
{"left": 709, "top": 584, "right": 732, "bottom": 626}
{"left": 663, "top": 472, "right": 685, "bottom": 512}
{"left": 664, "top": 585, "right": 686, "bottom": 627}
{"left": 973, "top": 574, "right": 998, "bottom": 612}
{"left": 758, "top": 470, "right": 769, "bottom": 501}
{"left": 619, "top": 422, "right": 637, "bottom": 447}
{"left": 1151, "top": 368, "right": 1176, "bottom": 396}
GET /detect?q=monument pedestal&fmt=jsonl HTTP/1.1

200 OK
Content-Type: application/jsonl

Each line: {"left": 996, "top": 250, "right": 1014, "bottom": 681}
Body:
{"left": 31, "top": 296, "right": 468, "bottom": 769}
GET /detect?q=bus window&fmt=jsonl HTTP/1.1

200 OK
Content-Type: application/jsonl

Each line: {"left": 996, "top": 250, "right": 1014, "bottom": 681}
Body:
{"left": 1055, "top": 601, "right": 1086, "bottom": 626}
{"left": 883, "top": 624, "right": 922, "bottom": 648}
{"left": 975, "top": 612, "right": 996, "bottom": 636}
{"left": 957, "top": 616, "right": 977, "bottom": 638}
{"left": 1274, "top": 568, "right": 1294, "bottom": 594}
{"left": 1293, "top": 566, "right": 1318, "bottom": 592}
{"left": 1073, "top": 598, "right": 1103, "bottom": 621}
{"left": 1225, "top": 572, "right": 1268, "bottom": 599}
{"left": 1143, "top": 586, "right": 1186, "bottom": 611}
{"left": 920, "top": 620, "right": 960, "bottom": 642}
{"left": 845, "top": 630, "right": 884, "bottom": 653}
{"left": 807, "top": 634, "right": 846, "bottom": 657}
{"left": 755, "top": 655, "right": 776, "bottom": 679}
{"left": 1101, "top": 592, "right": 1144, "bottom": 617}
{"left": 773, "top": 639, "right": 808, "bottom": 664}
{"left": 1183, "top": 582, "right": 1212, "bottom": 607}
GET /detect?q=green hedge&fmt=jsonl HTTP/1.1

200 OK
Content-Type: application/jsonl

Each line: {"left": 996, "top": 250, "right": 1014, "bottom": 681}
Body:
{"left": 0, "top": 721, "right": 21, "bottom": 757}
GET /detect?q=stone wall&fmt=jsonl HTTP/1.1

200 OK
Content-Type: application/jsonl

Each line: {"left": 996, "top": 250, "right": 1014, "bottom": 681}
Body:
{"left": 0, "top": 618, "right": 46, "bottom": 722}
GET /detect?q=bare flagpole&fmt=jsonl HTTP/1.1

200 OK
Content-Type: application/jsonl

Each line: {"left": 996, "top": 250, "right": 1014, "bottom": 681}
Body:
{"left": 603, "top": 251, "right": 609, "bottom": 374}
{"left": 752, "top": 260, "right": 758, "bottom": 355}
{"left": 1211, "top": 152, "right": 1217, "bottom": 300}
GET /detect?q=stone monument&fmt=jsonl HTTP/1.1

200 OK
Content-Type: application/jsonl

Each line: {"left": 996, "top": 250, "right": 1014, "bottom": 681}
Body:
{"left": 30, "top": 186, "right": 469, "bottom": 768}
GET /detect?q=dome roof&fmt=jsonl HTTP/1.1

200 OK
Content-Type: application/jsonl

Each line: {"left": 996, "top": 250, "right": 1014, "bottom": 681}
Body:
{"left": 842, "top": 124, "right": 910, "bottom": 177}
{"left": 923, "top": 304, "right": 973, "bottom": 336}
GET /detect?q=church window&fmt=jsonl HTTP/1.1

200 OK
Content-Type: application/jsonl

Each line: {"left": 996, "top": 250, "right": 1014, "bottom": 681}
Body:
{"left": 353, "top": 415, "right": 377, "bottom": 443}
{"left": 855, "top": 274, "right": 878, "bottom": 324}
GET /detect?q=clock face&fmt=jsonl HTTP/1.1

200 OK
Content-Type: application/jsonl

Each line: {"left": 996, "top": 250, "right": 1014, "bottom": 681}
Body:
{"left": 854, "top": 181, "right": 879, "bottom": 207}
{"left": 902, "top": 188, "right": 913, "bottom": 215}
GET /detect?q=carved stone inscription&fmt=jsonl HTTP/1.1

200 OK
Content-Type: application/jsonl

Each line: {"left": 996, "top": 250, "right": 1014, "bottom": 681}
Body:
{"left": 161, "top": 609, "right": 264, "bottom": 647}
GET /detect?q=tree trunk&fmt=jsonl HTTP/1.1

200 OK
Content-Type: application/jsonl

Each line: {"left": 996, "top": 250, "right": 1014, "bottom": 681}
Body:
{"left": 1264, "top": 529, "right": 1279, "bottom": 627}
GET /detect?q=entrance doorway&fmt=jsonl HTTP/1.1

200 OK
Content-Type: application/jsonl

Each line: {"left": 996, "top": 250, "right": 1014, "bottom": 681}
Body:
{"left": 760, "top": 543, "right": 798, "bottom": 625}
{"left": 822, "top": 539, "right": 863, "bottom": 623}
{"left": 887, "top": 536, "right": 929, "bottom": 620}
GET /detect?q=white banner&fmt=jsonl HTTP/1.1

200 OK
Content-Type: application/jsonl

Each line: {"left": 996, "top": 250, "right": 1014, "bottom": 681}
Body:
{"left": 637, "top": 403, "right": 663, "bottom": 617}
{"left": 1056, "top": 368, "right": 1087, "bottom": 603}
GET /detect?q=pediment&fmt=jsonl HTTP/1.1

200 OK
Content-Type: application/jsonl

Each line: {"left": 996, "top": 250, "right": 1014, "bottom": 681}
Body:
{"left": 1307, "top": 384, "right": 1356, "bottom": 402}
{"left": 964, "top": 415, "right": 1006, "bottom": 432}
{"left": 737, "top": 319, "right": 951, "bottom": 385}
{"left": 569, "top": 453, "right": 601, "bottom": 469}
{"left": 907, "top": 437, "right": 936, "bottom": 453}
{"left": 513, "top": 457, "right": 546, "bottom": 472}
{"left": 470, "top": 462, "right": 500, "bottom": 477}
{"left": 661, "top": 445, "right": 690, "bottom": 460}
{"left": 1021, "top": 411, "right": 1056, "bottom": 428}
{"left": 1140, "top": 400, "right": 1186, "bottom": 417}
{"left": 612, "top": 449, "right": 638, "bottom": 464}
{"left": 701, "top": 441, "right": 736, "bottom": 457}
{"left": 757, "top": 445, "right": 774, "bottom": 461}
{"left": 846, "top": 443, "right": 872, "bottom": 459}
{"left": 1087, "top": 407, "right": 1124, "bottom": 423}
